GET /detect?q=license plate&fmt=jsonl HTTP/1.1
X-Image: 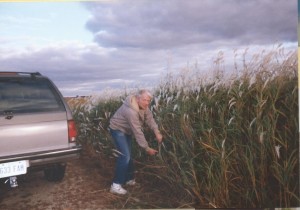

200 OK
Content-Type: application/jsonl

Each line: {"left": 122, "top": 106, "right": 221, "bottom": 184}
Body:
{"left": 0, "top": 160, "right": 29, "bottom": 178}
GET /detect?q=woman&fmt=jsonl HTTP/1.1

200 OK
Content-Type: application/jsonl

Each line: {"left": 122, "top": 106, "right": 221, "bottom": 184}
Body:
{"left": 109, "top": 89, "right": 163, "bottom": 195}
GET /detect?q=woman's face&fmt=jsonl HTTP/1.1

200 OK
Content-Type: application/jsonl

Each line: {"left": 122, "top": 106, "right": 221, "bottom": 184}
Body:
{"left": 137, "top": 93, "right": 151, "bottom": 110}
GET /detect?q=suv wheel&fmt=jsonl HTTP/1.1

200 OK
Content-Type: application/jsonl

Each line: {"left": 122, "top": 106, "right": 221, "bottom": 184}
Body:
{"left": 44, "top": 164, "right": 66, "bottom": 182}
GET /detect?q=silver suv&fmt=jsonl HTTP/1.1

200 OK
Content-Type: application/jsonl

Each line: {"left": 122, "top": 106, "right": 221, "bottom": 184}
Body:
{"left": 0, "top": 72, "right": 81, "bottom": 186}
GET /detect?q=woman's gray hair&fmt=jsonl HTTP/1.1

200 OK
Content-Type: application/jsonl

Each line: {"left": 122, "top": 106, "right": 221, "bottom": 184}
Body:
{"left": 136, "top": 89, "right": 153, "bottom": 99}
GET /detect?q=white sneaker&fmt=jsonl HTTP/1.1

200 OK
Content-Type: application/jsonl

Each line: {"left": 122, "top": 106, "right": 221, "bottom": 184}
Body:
{"left": 110, "top": 183, "right": 127, "bottom": 195}
{"left": 126, "top": 179, "right": 137, "bottom": 186}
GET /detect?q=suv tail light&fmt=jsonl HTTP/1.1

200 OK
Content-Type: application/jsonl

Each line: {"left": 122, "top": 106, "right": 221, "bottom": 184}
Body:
{"left": 68, "top": 120, "right": 77, "bottom": 142}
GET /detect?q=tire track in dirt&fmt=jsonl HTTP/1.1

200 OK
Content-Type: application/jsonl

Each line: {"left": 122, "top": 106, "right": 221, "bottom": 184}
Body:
{"left": 0, "top": 152, "right": 195, "bottom": 209}
{"left": 0, "top": 155, "right": 115, "bottom": 210}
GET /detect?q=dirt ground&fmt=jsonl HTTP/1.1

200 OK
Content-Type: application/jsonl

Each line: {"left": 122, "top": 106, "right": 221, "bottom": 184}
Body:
{"left": 0, "top": 152, "right": 195, "bottom": 210}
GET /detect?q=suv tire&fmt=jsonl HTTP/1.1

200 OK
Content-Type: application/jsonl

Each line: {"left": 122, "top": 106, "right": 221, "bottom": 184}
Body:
{"left": 44, "top": 163, "right": 66, "bottom": 182}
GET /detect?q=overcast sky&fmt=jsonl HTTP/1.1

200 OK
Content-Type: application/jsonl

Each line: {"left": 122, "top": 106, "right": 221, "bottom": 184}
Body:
{"left": 0, "top": 0, "right": 297, "bottom": 96}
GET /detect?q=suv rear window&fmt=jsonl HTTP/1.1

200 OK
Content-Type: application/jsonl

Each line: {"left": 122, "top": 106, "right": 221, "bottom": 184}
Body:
{"left": 0, "top": 77, "right": 65, "bottom": 113}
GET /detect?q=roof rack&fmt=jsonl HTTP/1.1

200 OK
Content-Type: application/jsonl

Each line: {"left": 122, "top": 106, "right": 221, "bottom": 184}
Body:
{"left": 0, "top": 72, "right": 42, "bottom": 77}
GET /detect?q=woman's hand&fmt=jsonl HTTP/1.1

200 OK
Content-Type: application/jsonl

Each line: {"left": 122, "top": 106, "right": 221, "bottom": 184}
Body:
{"left": 155, "top": 131, "right": 163, "bottom": 143}
{"left": 146, "top": 147, "right": 158, "bottom": 156}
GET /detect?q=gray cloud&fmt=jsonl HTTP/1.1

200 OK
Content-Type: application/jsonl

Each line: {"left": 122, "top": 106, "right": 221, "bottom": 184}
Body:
{"left": 0, "top": 0, "right": 297, "bottom": 96}
{"left": 0, "top": 42, "right": 176, "bottom": 96}
{"left": 84, "top": 0, "right": 297, "bottom": 49}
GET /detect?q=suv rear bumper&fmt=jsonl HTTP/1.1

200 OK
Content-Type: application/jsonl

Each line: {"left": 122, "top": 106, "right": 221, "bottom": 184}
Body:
{"left": 0, "top": 146, "right": 82, "bottom": 167}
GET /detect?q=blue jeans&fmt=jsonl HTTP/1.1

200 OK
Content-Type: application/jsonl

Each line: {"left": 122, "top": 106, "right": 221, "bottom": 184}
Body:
{"left": 109, "top": 128, "right": 134, "bottom": 185}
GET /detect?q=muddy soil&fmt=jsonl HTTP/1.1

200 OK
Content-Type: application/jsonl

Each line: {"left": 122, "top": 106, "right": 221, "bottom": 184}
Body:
{"left": 0, "top": 152, "right": 194, "bottom": 210}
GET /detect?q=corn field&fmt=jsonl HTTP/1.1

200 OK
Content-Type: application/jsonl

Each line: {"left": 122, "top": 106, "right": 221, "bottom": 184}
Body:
{"left": 68, "top": 46, "right": 299, "bottom": 208}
